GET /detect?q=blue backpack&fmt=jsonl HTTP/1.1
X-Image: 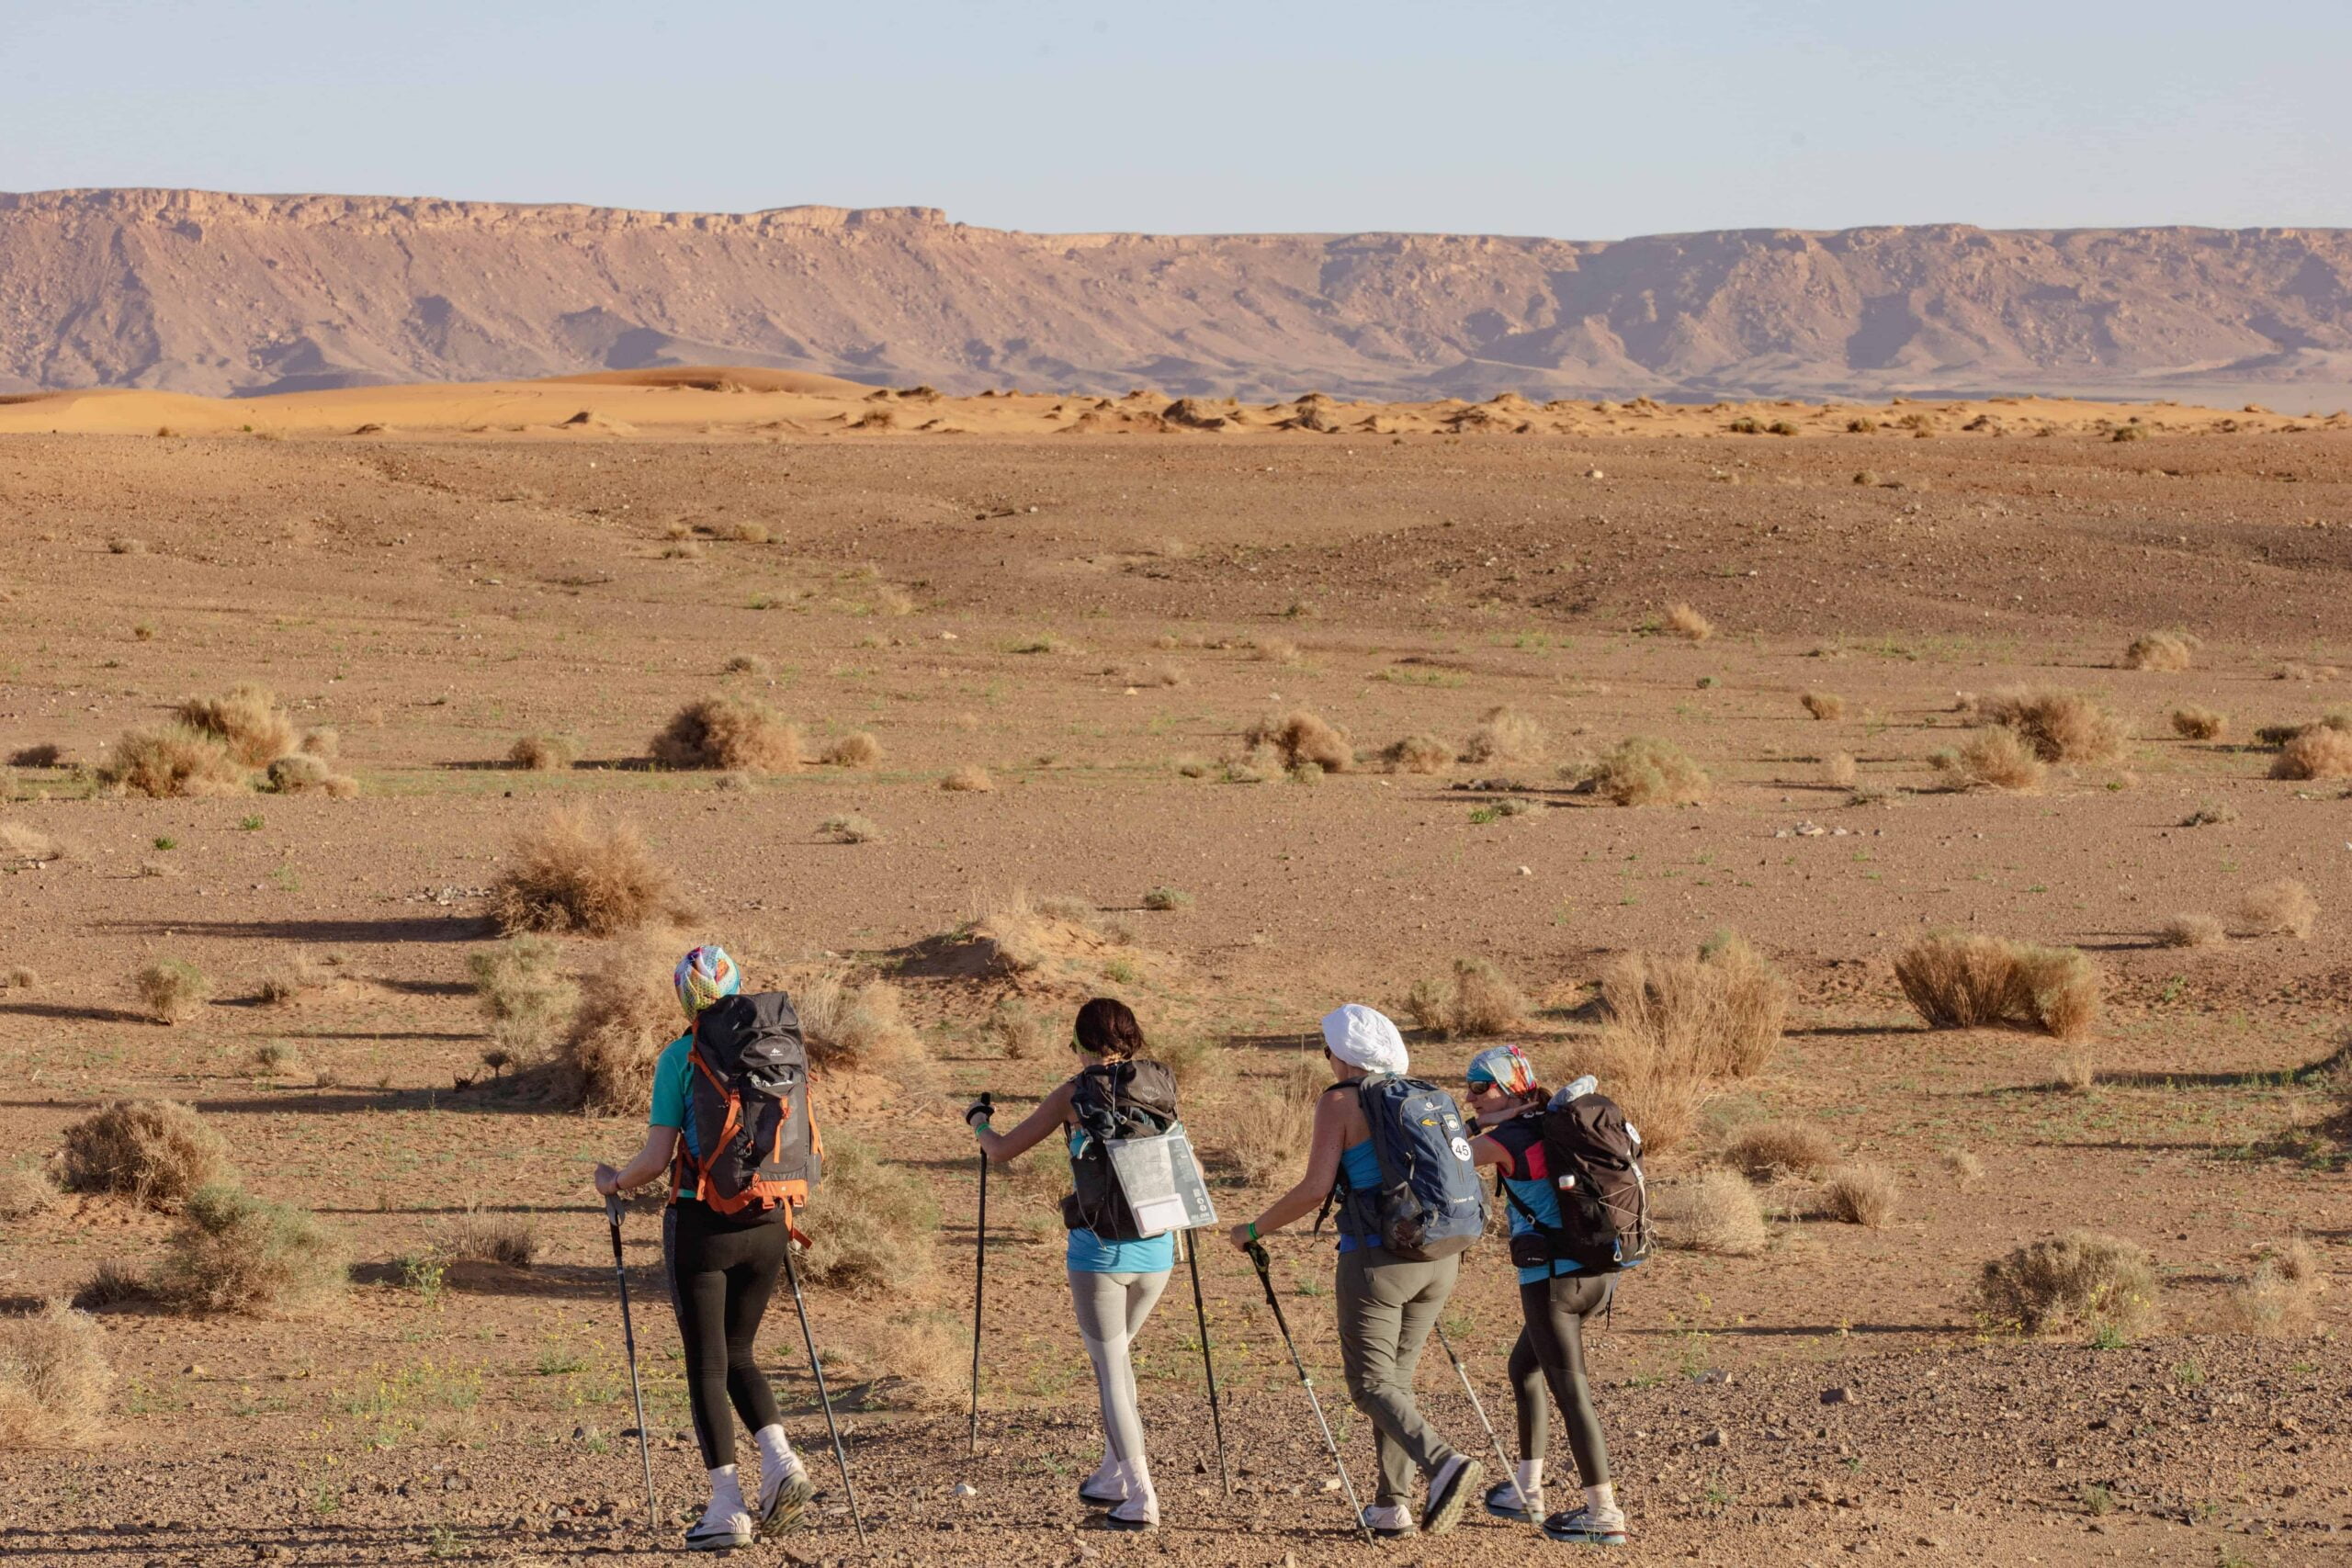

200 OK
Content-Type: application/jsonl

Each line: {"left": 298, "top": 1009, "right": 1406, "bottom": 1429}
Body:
{"left": 1322, "top": 1075, "right": 1489, "bottom": 1261}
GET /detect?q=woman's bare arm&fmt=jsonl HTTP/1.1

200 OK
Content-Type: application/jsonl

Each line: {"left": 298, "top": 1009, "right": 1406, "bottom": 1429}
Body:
{"left": 1231, "top": 1088, "right": 1353, "bottom": 1246}
{"left": 1469, "top": 1132, "right": 1515, "bottom": 1173}
{"left": 975, "top": 1077, "right": 1076, "bottom": 1165}
{"left": 594, "top": 1125, "right": 680, "bottom": 1196}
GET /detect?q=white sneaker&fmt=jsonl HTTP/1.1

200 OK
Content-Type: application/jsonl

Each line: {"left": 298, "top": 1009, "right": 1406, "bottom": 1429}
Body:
{"left": 1543, "top": 1503, "right": 1630, "bottom": 1545}
{"left": 1486, "top": 1476, "right": 1545, "bottom": 1521}
{"left": 757, "top": 1453, "right": 813, "bottom": 1537}
{"left": 1105, "top": 1491, "right": 1159, "bottom": 1531}
{"left": 1077, "top": 1457, "right": 1125, "bottom": 1506}
{"left": 1361, "top": 1502, "right": 1416, "bottom": 1539}
{"left": 684, "top": 1508, "right": 752, "bottom": 1551}
{"left": 1420, "top": 1455, "right": 1482, "bottom": 1536}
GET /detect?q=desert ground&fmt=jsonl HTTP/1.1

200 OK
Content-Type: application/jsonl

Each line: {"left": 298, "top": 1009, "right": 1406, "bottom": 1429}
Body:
{"left": 1, "top": 374, "right": 2347, "bottom": 1567}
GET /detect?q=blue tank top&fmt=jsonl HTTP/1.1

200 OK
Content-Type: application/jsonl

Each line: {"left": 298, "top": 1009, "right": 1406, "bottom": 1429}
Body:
{"left": 1333, "top": 1139, "right": 1382, "bottom": 1253}
{"left": 1064, "top": 1129, "right": 1175, "bottom": 1275}
{"left": 1491, "top": 1116, "right": 1586, "bottom": 1285}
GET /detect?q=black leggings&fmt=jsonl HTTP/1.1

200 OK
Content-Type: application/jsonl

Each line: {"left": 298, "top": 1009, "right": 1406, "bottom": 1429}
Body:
{"left": 1507, "top": 1271, "right": 1612, "bottom": 1486}
{"left": 663, "top": 1199, "right": 788, "bottom": 1469}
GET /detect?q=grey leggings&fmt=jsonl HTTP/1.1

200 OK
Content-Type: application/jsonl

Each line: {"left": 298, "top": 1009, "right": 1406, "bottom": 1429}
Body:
{"left": 1508, "top": 1271, "right": 1613, "bottom": 1485}
{"left": 1068, "top": 1269, "right": 1170, "bottom": 1472}
{"left": 1336, "top": 1246, "right": 1463, "bottom": 1506}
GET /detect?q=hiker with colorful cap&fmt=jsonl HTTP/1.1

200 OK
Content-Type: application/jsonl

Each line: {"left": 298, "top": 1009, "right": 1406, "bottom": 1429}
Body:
{"left": 591, "top": 944, "right": 817, "bottom": 1551}
{"left": 1463, "top": 1043, "right": 1631, "bottom": 1547}
{"left": 1227, "top": 1004, "right": 1486, "bottom": 1540}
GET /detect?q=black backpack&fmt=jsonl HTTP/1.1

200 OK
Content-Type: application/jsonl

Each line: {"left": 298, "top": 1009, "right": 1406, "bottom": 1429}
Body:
{"left": 1061, "top": 1060, "right": 1180, "bottom": 1240}
{"left": 674, "top": 991, "right": 821, "bottom": 1215}
{"left": 1321, "top": 1075, "right": 1489, "bottom": 1262}
{"left": 1497, "top": 1089, "right": 1651, "bottom": 1273}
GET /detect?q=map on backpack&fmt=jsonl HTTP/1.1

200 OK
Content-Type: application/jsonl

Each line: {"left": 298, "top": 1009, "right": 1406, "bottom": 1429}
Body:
{"left": 1104, "top": 1124, "right": 1217, "bottom": 1235}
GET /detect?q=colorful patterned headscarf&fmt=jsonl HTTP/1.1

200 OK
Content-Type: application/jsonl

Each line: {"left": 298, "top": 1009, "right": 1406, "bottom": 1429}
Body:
{"left": 673, "top": 944, "right": 741, "bottom": 1020}
{"left": 1465, "top": 1043, "right": 1539, "bottom": 1097}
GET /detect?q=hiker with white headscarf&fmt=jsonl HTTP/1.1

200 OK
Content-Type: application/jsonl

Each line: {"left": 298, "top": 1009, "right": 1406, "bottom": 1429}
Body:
{"left": 1228, "top": 1004, "right": 1484, "bottom": 1539}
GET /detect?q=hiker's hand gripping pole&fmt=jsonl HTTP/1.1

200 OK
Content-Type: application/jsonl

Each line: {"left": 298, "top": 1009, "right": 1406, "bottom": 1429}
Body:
{"left": 1245, "top": 1240, "right": 1372, "bottom": 1541}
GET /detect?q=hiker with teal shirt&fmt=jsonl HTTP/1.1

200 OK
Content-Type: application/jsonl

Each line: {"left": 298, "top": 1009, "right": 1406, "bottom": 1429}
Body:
{"left": 967, "top": 998, "right": 1177, "bottom": 1531}
{"left": 1464, "top": 1043, "right": 1635, "bottom": 1547}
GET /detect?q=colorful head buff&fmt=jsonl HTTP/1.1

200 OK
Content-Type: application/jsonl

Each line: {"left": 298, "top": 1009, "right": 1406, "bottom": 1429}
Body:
{"left": 1465, "top": 1043, "right": 1539, "bottom": 1096}
{"left": 673, "top": 944, "right": 741, "bottom": 1019}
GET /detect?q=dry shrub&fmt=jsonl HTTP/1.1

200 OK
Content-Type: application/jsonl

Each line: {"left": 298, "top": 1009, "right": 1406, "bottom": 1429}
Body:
{"left": 1383, "top": 733, "right": 1454, "bottom": 774}
{"left": 1819, "top": 1163, "right": 1899, "bottom": 1227}
{"left": 1223, "top": 1056, "right": 1324, "bottom": 1186}
{"left": 1981, "top": 687, "right": 2128, "bottom": 764}
{"left": 985, "top": 996, "right": 1052, "bottom": 1060}
{"left": 1722, "top": 1121, "right": 1838, "bottom": 1180}
{"left": 490, "top": 809, "right": 694, "bottom": 937}
{"left": 1664, "top": 602, "right": 1715, "bottom": 642}
{"left": 822, "top": 731, "right": 884, "bottom": 769}
{"left": 792, "top": 966, "right": 928, "bottom": 1084}
{"left": 1801, "top": 692, "right": 1847, "bottom": 721}
{"left": 799, "top": 1132, "right": 937, "bottom": 1294}
{"left": 3, "top": 967, "right": 35, "bottom": 990}
{"left": 1463, "top": 706, "right": 1546, "bottom": 765}
{"left": 819, "top": 813, "right": 882, "bottom": 844}
{"left": 1154, "top": 1029, "right": 1225, "bottom": 1093}
{"left": 96, "top": 725, "right": 248, "bottom": 798}
{"left": 2123, "top": 632, "right": 2195, "bottom": 672}
{"left": 469, "top": 935, "right": 577, "bottom": 1066}
{"left": 2159, "top": 913, "right": 2225, "bottom": 949}
{"left": 1244, "top": 708, "right": 1351, "bottom": 773}
{"left": 1600, "top": 932, "right": 1789, "bottom": 1082}
{"left": 1593, "top": 736, "right": 1708, "bottom": 807}
{"left": 2050, "top": 1055, "right": 2097, "bottom": 1092}
{"left": 254, "top": 953, "right": 323, "bottom": 1005}
{"left": 2236, "top": 879, "right": 2318, "bottom": 939}
{"left": 1654, "top": 1169, "right": 1766, "bottom": 1256}
{"left": 554, "top": 928, "right": 688, "bottom": 1115}
{"left": 1251, "top": 637, "right": 1301, "bottom": 666}
{"left": 298, "top": 728, "right": 338, "bottom": 760}
{"left": 2270, "top": 728, "right": 2352, "bottom": 780}
{"left": 0, "top": 1163, "right": 56, "bottom": 1221}
{"left": 1822, "top": 752, "right": 1859, "bottom": 788}
{"left": 135, "top": 958, "right": 211, "bottom": 1024}
{"left": 650, "top": 698, "right": 803, "bottom": 773}
{"left": 2182, "top": 799, "right": 2239, "bottom": 827}
{"left": 941, "top": 764, "right": 993, "bottom": 793}
{"left": 1142, "top": 886, "right": 1192, "bottom": 912}
{"left": 2170, "top": 705, "right": 2226, "bottom": 741}
{"left": 1403, "top": 957, "right": 1528, "bottom": 1039}
{"left": 1942, "top": 1149, "right": 1984, "bottom": 1188}
{"left": 1976, "top": 1232, "right": 2159, "bottom": 1340}
{"left": 266, "top": 752, "right": 357, "bottom": 797}
{"left": 442, "top": 1211, "right": 538, "bottom": 1269}
{"left": 1934, "top": 728, "right": 2045, "bottom": 791}
{"left": 507, "top": 734, "right": 577, "bottom": 772}
{"left": 0, "top": 1302, "right": 113, "bottom": 1448}
{"left": 175, "top": 683, "right": 295, "bottom": 767}
{"left": 1893, "top": 931, "right": 2100, "bottom": 1041}
{"left": 0, "top": 821, "right": 65, "bottom": 866}
{"left": 57, "top": 1100, "right": 232, "bottom": 1211}
{"left": 152, "top": 1183, "right": 346, "bottom": 1315}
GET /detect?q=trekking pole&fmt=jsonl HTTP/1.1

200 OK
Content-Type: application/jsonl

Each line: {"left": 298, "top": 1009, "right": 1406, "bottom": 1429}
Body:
{"left": 967, "top": 1092, "right": 991, "bottom": 1458}
{"left": 1433, "top": 1318, "right": 1545, "bottom": 1540}
{"left": 602, "top": 1194, "right": 661, "bottom": 1538}
{"left": 1245, "top": 1240, "right": 1371, "bottom": 1541}
{"left": 778, "top": 1224, "right": 869, "bottom": 1547}
{"left": 1181, "top": 1229, "right": 1233, "bottom": 1497}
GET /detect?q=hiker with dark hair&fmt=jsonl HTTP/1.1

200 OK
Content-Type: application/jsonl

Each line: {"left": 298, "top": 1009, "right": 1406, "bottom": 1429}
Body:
{"left": 1463, "top": 1043, "right": 1641, "bottom": 1547}
{"left": 966, "top": 997, "right": 1176, "bottom": 1530}
{"left": 1227, "top": 1004, "right": 1487, "bottom": 1540}
{"left": 592, "top": 945, "right": 820, "bottom": 1552}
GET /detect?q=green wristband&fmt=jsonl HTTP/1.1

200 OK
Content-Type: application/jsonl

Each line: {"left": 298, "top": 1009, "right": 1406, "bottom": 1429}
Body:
{"left": 1247, "top": 1221, "right": 1260, "bottom": 1242}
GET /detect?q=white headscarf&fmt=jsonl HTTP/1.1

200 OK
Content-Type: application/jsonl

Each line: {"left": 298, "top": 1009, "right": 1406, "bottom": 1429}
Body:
{"left": 1320, "top": 1003, "right": 1408, "bottom": 1076}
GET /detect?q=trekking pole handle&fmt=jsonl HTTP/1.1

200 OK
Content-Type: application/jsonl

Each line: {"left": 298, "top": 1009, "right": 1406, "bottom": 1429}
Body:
{"left": 604, "top": 1192, "right": 622, "bottom": 1225}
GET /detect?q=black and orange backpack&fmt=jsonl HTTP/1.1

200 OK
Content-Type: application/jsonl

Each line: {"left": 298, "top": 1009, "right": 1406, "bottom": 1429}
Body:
{"left": 673, "top": 991, "right": 822, "bottom": 1220}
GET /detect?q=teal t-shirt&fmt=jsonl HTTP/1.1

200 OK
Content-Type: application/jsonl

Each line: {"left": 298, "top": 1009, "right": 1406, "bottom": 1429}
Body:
{"left": 647, "top": 1032, "right": 695, "bottom": 1136}
{"left": 1064, "top": 1129, "right": 1175, "bottom": 1275}
{"left": 1333, "top": 1139, "right": 1381, "bottom": 1253}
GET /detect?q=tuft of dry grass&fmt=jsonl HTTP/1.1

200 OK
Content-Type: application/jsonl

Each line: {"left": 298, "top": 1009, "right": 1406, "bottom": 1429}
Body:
{"left": 800, "top": 1132, "right": 937, "bottom": 1294}
{"left": 1250, "top": 637, "right": 1301, "bottom": 666}
{"left": 792, "top": 966, "right": 930, "bottom": 1087}
{"left": 1942, "top": 1149, "right": 1984, "bottom": 1188}
{"left": 1154, "top": 1029, "right": 1225, "bottom": 1094}
{"left": 441, "top": 1211, "right": 538, "bottom": 1269}
{"left": 1818, "top": 1163, "right": 1900, "bottom": 1227}
{"left": 152, "top": 1183, "right": 346, "bottom": 1315}
{"left": 985, "top": 996, "right": 1052, "bottom": 1060}
{"left": 2169, "top": 705, "right": 2226, "bottom": 741}
{"left": 254, "top": 953, "right": 323, "bottom": 1006}
{"left": 2049, "top": 1055, "right": 2097, "bottom": 1092}
{"left": 1592, "top": 736, "right": 1709, "bottom": 807}
{"left": 2158, "top": 913, "right": 2225, "bottom": 949}
{"left": 0, "top": 1302, "right": 114, "bottom": 1449}
{"left": 1402, "top": 957, "right": 1528, "bottom": 1039}
{"left": 1721, "top": 1121, "right": 1839, "bottom": 1180}
{"left": 940, "top": 764, "right": 993, "bottom": 793}
{"left": 1822, "top": 752, "right": 1858, "bottom": 788}
{"left": 265, "top": 752, "right": 358, "bottom": 796}
{"left": 175, "top": 683, "right": 295, "bottom": 767}
{"left": 96, "top": 725, "right": 249, "bottom": 798}
{"left": 2236, "top": 878, "right": 2318, "bottom": 939}
{"left": 135, "top": 958, "right": 211, "bottom": 1024}
{"left": 1933, "top": 728, "right": 2046, "bottom": 791}
{"left": 1462, "top": 706, "right": 1547, "bottom": 765}
{"left": 1976, "top": 1232, "right": 2159, "bottom": 1341}
{"left": 822, "top": 731, "right": 884, "bottom": 769}
{"left": 1801, "top": 691, "right": 1847, "bottom": 721}
{"left": 0, "top": 820, "right": 66, "bottom": 867}
{"left": 553, "top": 928, "right": 688, "bottom": 1116}
{"left": 2, "top": 966, "right": 35, "bottom": 990}
{"left": 298, "top": 728, "right": 338, "bottom": 760}
{"left": 819, "top": 813, "right": 882, "bottom": 844}
{"left": 468, "top": 935, "right": 577, "bottom": 1067}
{"left": 1221, "top": 1055, "right": 1324, "bottom": 1187}
{"left": 1655, "top": 1169, "right": 1766, "bottom": 1255}
{"left": 1981, "top": 687, "right": 2128, "bottom": 764}
{"left": 2270, "top": 728, "right": 2352, "bottom": 780}
{"left": 1244, "top": 708, "right": 1351, "bottom": 773}
{"left": 1600, "top": 931, "right": 1789, "bottom": 1083}
{"left": 650, "top": 697, "right": 803, "bottom": 773}
{"left": 57, "top": 1100, "right": 232, "bottom": 1211}
{"left": 2221, "top": 1256, "right": 2319, "bottom": 1337}
{"left": 1142, "top": 885, "right": 1193, "bottom": 912}
{"left": 1382, "top": 733, "right": 1454, "bottom": 774}
{"left": 2123, "top": 632, "right": 2196, "bottom": 672}
{"left": 1893, "top": 931, "right": 2099, "bottom": 1041}
{"left": 507, "top": 734, "right": 578, "bottom": 772}
{"left": 1663, "top": 602, "right": 1715, "bottom": 642}
{"left": 0, "top": 1162, "right": 57, "bottom": 1221}
{"left": 489, "top": 809, "right": 695, "bottom": 937}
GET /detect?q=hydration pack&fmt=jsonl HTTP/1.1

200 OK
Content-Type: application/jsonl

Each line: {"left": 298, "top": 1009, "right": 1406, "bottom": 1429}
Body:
{"left": 1323, "top": 1075, "right": 1487, "bottom": 1262}
{"left": 1498, "top": 1079, "right": 1650, "bottom": 1273}
{"left": 1062, "top": 1059, "right": 1180, "bottom": 1240}
{"left": 673, "top": 990, "right": 822, "bottom": 1217}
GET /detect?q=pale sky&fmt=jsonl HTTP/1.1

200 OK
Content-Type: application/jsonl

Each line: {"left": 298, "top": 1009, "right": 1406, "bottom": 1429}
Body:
{"left": 4, "top": 0, "right": 2347, "bottom": 238}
